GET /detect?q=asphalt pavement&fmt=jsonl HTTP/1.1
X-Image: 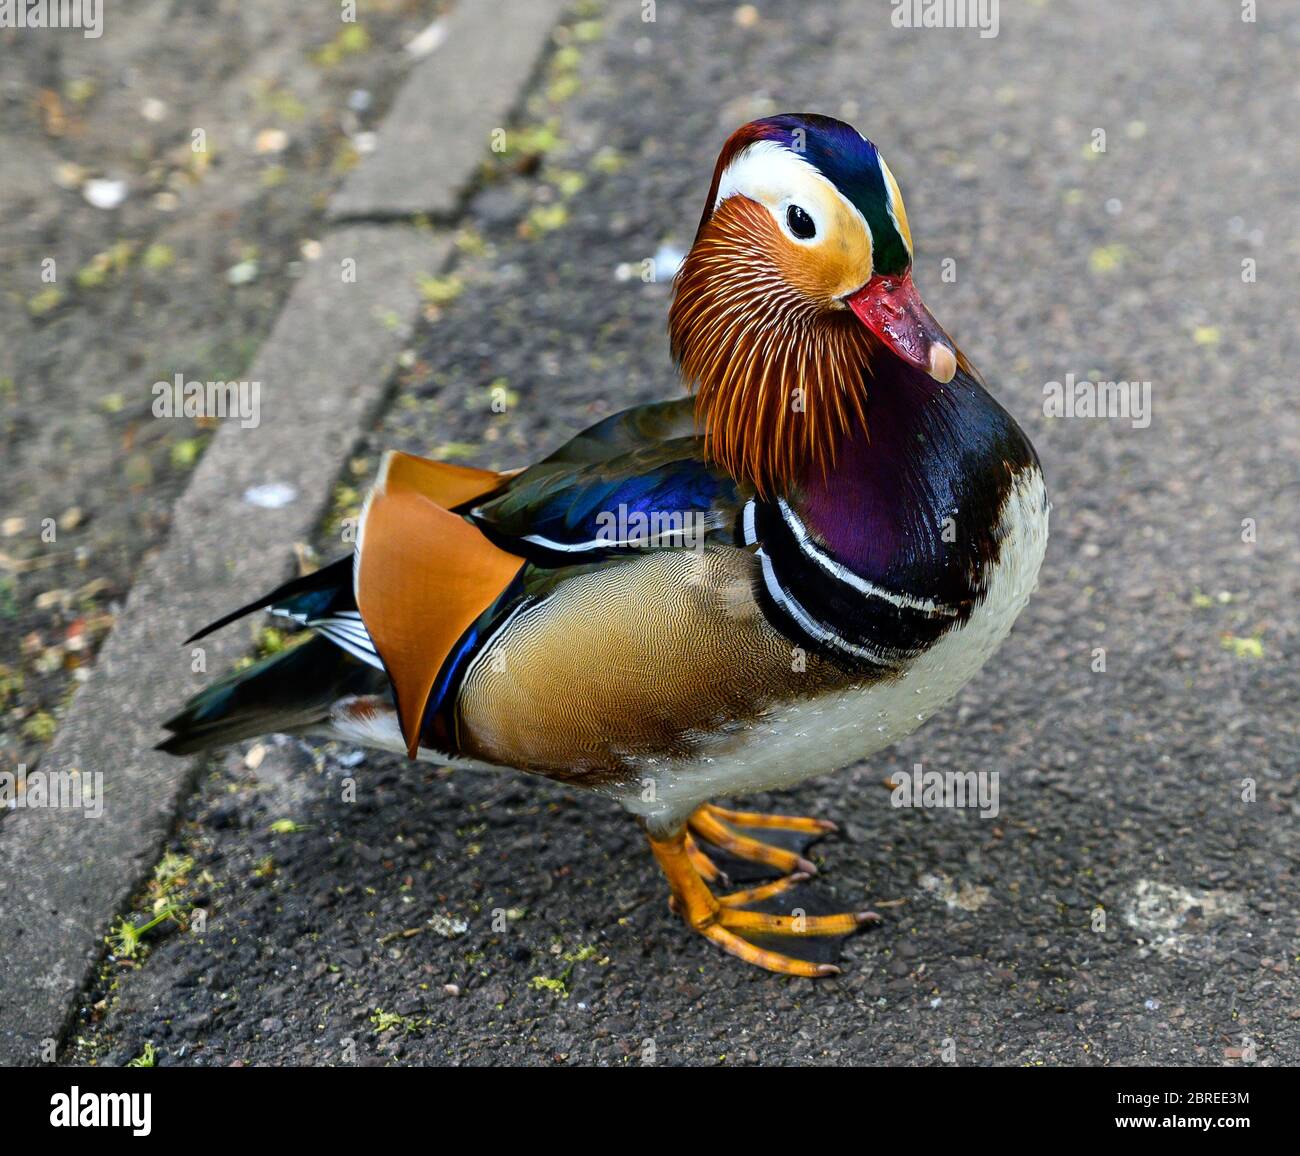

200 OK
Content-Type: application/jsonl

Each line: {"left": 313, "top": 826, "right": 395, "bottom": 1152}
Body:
{"left": 53, "top": 0, "right": 1299, "bottom": 1065}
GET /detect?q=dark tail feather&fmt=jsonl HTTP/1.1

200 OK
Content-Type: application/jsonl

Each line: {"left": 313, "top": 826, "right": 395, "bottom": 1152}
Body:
{"left": 157, "top": 634, "right": 382, "bottom": 755}
{"left": 185, "top": 556, "right": 354, "bottom": 644}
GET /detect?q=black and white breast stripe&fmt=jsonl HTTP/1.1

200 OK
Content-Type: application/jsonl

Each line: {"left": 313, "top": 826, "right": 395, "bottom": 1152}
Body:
{"left": 741, "top": 498, "right": 966, "bottom": 673}
{"left": 470, "top": 507, "right": 730, "bottom": 567}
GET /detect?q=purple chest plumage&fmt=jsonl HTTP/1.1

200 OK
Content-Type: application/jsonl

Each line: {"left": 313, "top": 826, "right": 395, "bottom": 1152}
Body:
{"left": 792, "top": 364, "right": 1036, "bottom": 607}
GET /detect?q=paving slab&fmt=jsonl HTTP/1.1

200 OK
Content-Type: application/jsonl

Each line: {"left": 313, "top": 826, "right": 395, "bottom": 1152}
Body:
{"left": 329, "top": 0, "right": 570, "bottom": 220}
{"left": 0, "top": 225, "right": 448, "bottom": 1064}
{"left": 0, "top": 0, "right": 570, "bottom": 1066}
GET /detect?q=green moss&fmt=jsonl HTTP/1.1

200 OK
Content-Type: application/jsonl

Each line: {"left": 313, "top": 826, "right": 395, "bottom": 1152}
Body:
{"left": 153, "top": 852, "right": 194, "bottom": 894}
{"left": 467, "top": 377, "right": 518, "bottom": 412}
{"left": 125, "top": 1042, "right": 157, "bottom": 1068}
{"left": 1088, "top": 244, "right": 1128, "bottom": 274}
{"left": 169, "top": 437, "right": 203, "bottom": 469}
{"left": 107, "top": 907, "right": 176, "bottom": 959}
{"left": 65, "top": 77, "right": 97, "bottom": 104}
{"left": 500, "top": 122, "right": 563, "bottom": 159}
{"left": 547, "top": 74, "right": 581, "bottom": 104}
{"left": 563, "top": 944, "right": 601, "bottom": 964}
{"left": 141, "top": 243, "right": 175, "bottom": 272}
{"left": 418, "top": 274, "right": 464, "bottom": 305}
{"left": 1221, "top": 634, "right": 1264, "bottom": 660}
{"left": 591, "top": 147, "right": 624, "bottom": 175}
{"left": 314, "top": 23, "right": 371, "bottom": 68}
{"left": 530, "top": 943, "right": 605, "bottom": 998}
{"left": 331, "top": 140, "right": 360, "bottom": 175}
{"left": 22, "top": 711, "right": 57, "bottom": 742}
{"left": 255, "top": 626, "right": 289, "bottom": 657}
{"left": 454, "top": 227, "right": 487, "bottom": 257}
{"left": 105, "top": 851, "right": 197, "bottom": 960}
{"left": 430, "top": 442, "right": 480, "bottom": 460}
{"left": 255, "top": 84, "right": 307, "bottom": 124}
{"left": 525, "top": 204, "right": 568, "bottom": 235}
{"left": 324, "top": 482, "right": 362, "bottom": 540}
{"left": 76, "top": 241, "right": 134, "bottom": 289}
{"left": 550, "top": 169, "right": 586, "bottom": 199}
{"left": 27, "top": 286, "right": 63, "bottom": 317}
{"left": 552, "top": 45, "right": 582, "bottom": 72}
{"left": 530, "top": 975, "right": 568, "bottom": 997}
{"left": 370, "top": 1008, "right": 424, "bottom": 1034}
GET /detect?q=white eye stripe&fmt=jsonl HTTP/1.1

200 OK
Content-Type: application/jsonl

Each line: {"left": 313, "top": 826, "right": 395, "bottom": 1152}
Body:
{"left": 713, "top": 139, "right": 879, "bottom": 259}
{"left": 714, "top": 140, "right": 820, "bottom": 209}
{"left": 878, "top": 155, "right": 912, "bottom": 259}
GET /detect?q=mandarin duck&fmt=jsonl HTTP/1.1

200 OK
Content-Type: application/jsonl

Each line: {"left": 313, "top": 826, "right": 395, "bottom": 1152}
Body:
{"left": 161, "top": 114, "right": 1048, "bottom": 977}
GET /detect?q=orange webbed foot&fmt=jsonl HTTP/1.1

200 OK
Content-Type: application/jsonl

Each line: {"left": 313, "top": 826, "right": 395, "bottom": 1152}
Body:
{"left": 647, "top": 806, "right": 879, "bottom": 978}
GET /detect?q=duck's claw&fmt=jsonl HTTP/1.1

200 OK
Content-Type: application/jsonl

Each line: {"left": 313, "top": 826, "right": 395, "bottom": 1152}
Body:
{"left": 683, "top": 830, "right": 727, "bottom": 885}
{"left": 648, "top": 812, "right": 879, "bottom": 978}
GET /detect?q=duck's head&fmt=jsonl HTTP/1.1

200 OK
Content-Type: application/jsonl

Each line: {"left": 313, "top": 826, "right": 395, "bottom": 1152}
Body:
{"left": 670, "top": 113, "right": 965, "bottom": 495}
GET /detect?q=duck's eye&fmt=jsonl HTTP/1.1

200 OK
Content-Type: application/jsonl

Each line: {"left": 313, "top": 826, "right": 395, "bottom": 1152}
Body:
{"left": 786, "top": 204, "right": 816, "bottom": 240}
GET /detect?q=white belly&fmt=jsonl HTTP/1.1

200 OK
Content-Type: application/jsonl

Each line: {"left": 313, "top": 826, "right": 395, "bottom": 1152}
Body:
{"left": 620, "top": 467, "right": 1049, "bottom": 829}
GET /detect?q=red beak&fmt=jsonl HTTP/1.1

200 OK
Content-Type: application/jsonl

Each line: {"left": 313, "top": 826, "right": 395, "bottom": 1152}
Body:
{"left": 844, "top": 272, "right": 957, "bottom": 384}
